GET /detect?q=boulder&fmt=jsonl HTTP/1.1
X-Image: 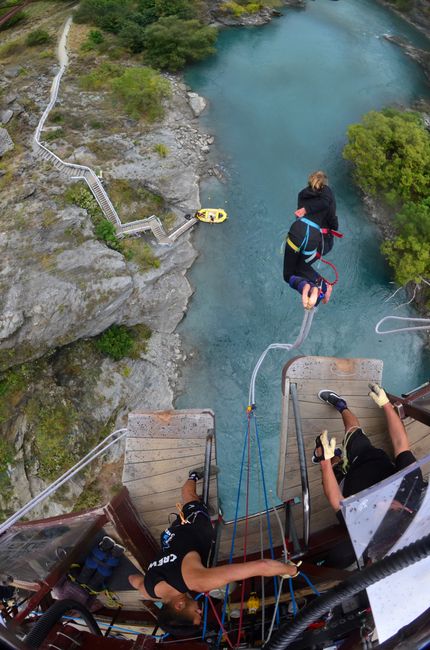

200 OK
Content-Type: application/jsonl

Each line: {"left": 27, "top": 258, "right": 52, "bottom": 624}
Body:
{"left": 0, "top": 127, "right": 13, "bottom": 156}
{"left": 188, "top": 92, "right": 207, "bottom": 116}
{"left": 1, "top": 110, "right": 13, "bottom": 125}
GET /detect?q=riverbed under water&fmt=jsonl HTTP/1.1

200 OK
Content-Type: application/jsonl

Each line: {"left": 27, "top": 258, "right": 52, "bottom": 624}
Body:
{"left": 177, "top": 0, "right": 430, "bottom": 518}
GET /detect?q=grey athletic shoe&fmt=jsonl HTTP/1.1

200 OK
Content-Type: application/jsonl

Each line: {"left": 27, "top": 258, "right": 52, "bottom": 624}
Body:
{"left": 318, "top": 390, "right": 348, "bottom": 413}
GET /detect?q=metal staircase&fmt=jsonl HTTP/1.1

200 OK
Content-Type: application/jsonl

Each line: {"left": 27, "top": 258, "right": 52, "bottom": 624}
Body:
{"left": 33, "top": 16, "right": 197, "bottom": 246}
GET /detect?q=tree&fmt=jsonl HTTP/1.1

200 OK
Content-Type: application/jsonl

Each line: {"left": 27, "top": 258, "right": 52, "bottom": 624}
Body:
{"left": 74, "top": 0, "right": 133, "bottom": 33}
{"left": 381, "top": 234, "right": 430, "bottom": 286}
{"left": 111, "top": 67, "right": 171, "bottom": 120}
{"left": 143, "top": 17, "right": 217, "bottom": 71}
{"left": 394, "top": 198, "right": 430, "bottom": 241}
{"left": 343, "top": 109, "right": 430, "bottom": 203}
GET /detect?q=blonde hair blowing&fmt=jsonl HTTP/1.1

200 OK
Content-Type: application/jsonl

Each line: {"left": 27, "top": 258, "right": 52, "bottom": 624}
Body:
{"left": 308, "top": 171, "right": 328, "bottom": 191}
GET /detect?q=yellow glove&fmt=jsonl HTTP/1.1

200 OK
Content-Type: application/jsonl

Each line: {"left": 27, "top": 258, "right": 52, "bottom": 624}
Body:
{"left": 318, "top": 430, "right": 337, "bottom": 460}
{"left": 368, "top": 383, "right": 389, "bottom": 408}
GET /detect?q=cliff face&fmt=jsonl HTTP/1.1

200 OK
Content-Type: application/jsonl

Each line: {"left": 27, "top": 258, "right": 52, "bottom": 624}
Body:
{"left": 0, "top": 14, "right": 216, "bottom": 518}
{"left": 407, "top": 0, "right": 430, "bottom": 33}
{"left": 381, "top": 0, "right": 430, "bottom": 35}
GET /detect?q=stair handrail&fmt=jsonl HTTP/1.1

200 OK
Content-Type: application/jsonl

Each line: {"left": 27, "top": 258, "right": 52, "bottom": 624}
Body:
{"left": 0, "top": 428, "right": 127, "bottom": 537}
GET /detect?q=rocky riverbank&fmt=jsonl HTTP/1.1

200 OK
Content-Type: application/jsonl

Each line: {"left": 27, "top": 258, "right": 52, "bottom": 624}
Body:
{"left": 0, "top": 9, "right": 219, "bottom": 519}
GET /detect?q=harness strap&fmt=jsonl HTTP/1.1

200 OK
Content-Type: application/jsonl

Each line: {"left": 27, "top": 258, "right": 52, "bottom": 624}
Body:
{"left": 321, "top": 228, "right": 344, "bottom": 238}
{"left": 176, "top": 503, "right": 191, "bottom": 525}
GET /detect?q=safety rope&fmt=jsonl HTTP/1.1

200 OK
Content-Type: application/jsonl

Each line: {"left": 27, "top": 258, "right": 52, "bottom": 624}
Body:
{"left": 316, "top": 255, "right": 338, "bottom": 286}
{"left": 249, "top": 307, "right": 316, "bottom": 406}
{"left": 375, "top": 315, "right": 430, "bottom": 335}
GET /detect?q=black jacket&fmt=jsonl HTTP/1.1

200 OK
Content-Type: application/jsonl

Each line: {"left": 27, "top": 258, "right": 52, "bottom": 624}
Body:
{"left": 297, "top": 185, "right": 338, "bottom": 232}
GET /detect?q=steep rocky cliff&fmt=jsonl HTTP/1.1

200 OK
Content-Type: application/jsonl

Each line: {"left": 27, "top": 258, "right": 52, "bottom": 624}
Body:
{"left": 0, "top": 8, "right": 215, "bottom": 518}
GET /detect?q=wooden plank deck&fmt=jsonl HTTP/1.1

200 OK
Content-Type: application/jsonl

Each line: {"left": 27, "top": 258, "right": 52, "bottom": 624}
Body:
{"left": 276, "top": 356, "right": 430, "bottom": 539}
{"left": 120, "top": 365, "right": 430, "bottom": 582}
{"left": 277, "top": 356, "right": 385, "bottom": 535}
{"left": 122, "top": 410, "right": 218, "bottom": 546}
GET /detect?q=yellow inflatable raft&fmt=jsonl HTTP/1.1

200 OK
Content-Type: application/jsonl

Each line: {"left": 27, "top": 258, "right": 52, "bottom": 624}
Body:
{"left": 195, "top": 209, "right": 228, "bottom": 224}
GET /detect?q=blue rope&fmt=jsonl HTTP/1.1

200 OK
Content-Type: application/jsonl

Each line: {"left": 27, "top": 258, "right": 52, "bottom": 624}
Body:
{"left": 288, "top": 578, "right": 297, "bottom": 617}
{"left": 300, "top": 571, "right": 321, "bottom": 596}
{"left": 253, "top": 412, "right": 280, "bottom": 625}
{"left": 217, "top": 418, "right": 250, "bottom": 646}
{"left": 201, "top": 595, "right": 208, "bottom": 639}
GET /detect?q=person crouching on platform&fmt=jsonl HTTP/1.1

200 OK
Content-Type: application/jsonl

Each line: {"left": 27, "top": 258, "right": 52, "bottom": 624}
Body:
{"left": 129, "top": 471, "right": 299, "bottom": 636}
{"left": 313, "top": 383, "right": 427, "bottom": 561}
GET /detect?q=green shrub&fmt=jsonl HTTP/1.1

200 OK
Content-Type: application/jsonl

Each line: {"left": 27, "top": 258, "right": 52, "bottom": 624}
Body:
{"left": 94, "top": 219, "right": 123, "bottom": 252}
{"left": 153, "top": 143, "right": 169, "bottom": 157}
{"left": 143, "top": 17, "right": 217, "bottom": 71}
{"left": 34, "top": 403, "right": 78, "bottom": 481}
{"left": 0, "top": 365, "right": 30, "bottom": 422}
{"left": 26, "top": 29, "right": 51, "bottom": 46}
{"left": 0, "top": 10, "right": 27, "bottom": 32}
{"left": 222, "top": 1, "right": 246, "bottom": 15}
{"left": 96, "top": 324, "right": 134, "bottom": 360}
{"left": 121, "top": 239, "right": 160, "bottom": 270}
{"left": 88, "top": 29, "right": 104, "bottom": 44}
{"left": 0, "top": 39, "right": 25, "bottom": 59}
{"left": 118, "top": 20, "right": 147, "bottom": 53}
{"left": 394, "top": 198, "right": 430, "bottom": 241}
{"left": 65, "top": 184, "right": 104, "bottom": 221}
{"left": 79, "top": 62, "right": 122, "bottom": 90}
{"left": 74, "top": 0, "right": 133, "bottom": 33}
{"left": 44, "top": 128, "right": 65, "bottom": 141}
{"left": 343, "top": 109, "right": 430, "bottom": 203}
{"left": 245, "top": 2, "right": 261, "bottom": 12}
{"left": 48, "top": 111, "right": 64, "bottom": 124}
{"left": 381, "top": 234, "right": 430, "bottom": 286}
{"left": 111, "top": 66, "right": 171, "bottom": 120}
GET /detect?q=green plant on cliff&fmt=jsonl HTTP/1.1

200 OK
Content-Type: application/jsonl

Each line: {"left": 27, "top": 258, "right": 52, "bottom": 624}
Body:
{"left": 95, "top": 324, "right": 135, "bottom": 360}
{"left": 111, "top": 67, "right": 171, "bottom": 120}
{"left": 381, "top": 199, "right": 430, "bottom": 286}
{"left": 343, "top": 109, "right": 430, "bottom": 203}
{"left": 143, "top": 17, "right": 217, "bottom": 71}
{"left": 96, "top": 323, "right": 152, "bottom": 360}
{"left": 344, "top": 109, "right": 430, "bottom": 294}
{"left": 0, "top": 365, "right": 31, "bottom": 422}
{"left": 33, "top": 402, "right": 78, "bottom": 481}
{"left": 26, "top": 29, "right": 52, "bottom": 46}
{"left": 0, "top": 438, "right": 14, "bottom": 497}
{"left": 94, "top": 219, "right": 124, "bottom": 253}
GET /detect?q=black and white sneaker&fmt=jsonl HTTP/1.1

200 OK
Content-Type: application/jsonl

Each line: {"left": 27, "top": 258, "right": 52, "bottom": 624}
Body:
{"left": 318, "top": 390, "right": 348, "bottom": 413}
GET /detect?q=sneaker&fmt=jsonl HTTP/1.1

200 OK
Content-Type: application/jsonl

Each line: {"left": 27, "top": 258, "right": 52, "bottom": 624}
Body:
{"left": 318, "top": 389, "right": 348, "bottom": 413}
{"left": 189, "top": 465, "right": 219, "bottom": 481}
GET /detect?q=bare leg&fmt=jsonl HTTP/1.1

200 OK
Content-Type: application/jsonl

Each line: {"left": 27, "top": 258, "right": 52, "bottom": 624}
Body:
{"left": 182, "top": 478, "right": 200, "bottom": 505}
{"left": 341, "top": 408, "right": 360, "bottom": 433}
{"left": 383, "top": 403, "right": 410, "bottom": 457}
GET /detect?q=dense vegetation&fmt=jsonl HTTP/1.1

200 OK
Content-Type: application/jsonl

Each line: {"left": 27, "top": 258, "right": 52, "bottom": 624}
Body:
{"left": 343, "top": 109, "right": 430, "bottom": 292}
{"left": 74, "top": 0, "right": 218, "bottom": 70}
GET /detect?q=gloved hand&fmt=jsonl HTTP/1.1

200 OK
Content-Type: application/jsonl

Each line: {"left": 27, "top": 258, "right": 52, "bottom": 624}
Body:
{"left": 315, "top": 430, "right": 336, "bottom": 460}
{"left": 368, "top": 383, "right": 389, "bottom": 408}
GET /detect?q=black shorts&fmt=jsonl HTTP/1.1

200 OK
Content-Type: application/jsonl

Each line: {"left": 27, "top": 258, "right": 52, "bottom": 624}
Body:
{"left": 182, "top": 500, "right": 211, "bottom": 523}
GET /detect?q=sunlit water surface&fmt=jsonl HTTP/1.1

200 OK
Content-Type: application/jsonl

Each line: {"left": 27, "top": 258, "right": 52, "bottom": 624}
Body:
{"left": 177, "top": 0, "right": 430, "bottom": 518}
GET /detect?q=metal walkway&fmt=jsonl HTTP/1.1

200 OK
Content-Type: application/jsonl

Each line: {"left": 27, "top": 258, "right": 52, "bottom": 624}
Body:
{"left": 34, "top": 17, "right": 198, "bottom": 246}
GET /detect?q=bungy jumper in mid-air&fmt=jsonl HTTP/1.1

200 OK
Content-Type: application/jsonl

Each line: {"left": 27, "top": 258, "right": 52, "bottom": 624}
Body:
{"left": 283, "top": 207, "right": 343, "bottom": 309}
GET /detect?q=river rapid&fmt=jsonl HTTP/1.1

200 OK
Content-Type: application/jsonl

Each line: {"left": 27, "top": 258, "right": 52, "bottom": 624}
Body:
{"left": 177, "top": 0, "right": 430, "bottom": 517}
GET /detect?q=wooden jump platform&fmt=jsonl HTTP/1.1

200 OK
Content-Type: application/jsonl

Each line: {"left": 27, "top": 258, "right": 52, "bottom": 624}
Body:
{"left": 276, "top": 355, "right": 430, "bottom": 541}
{"left": 122, "top": 410, "right": 218, "bottom": 544}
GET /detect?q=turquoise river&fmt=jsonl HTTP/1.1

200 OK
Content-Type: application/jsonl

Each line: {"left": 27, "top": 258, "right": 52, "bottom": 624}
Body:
{"left": 177, "top": 0, "right": 430, "bottom": 518}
